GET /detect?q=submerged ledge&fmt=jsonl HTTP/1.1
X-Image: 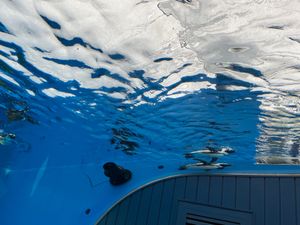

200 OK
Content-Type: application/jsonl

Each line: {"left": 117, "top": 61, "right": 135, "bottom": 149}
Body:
{"left": 95, "top": 171, "right": 300, "bottom": 225}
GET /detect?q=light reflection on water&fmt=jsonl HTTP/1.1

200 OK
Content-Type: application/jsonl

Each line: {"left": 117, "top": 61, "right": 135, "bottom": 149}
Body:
{"left": 1, "top": 0, "right": 300, "bottom": 224}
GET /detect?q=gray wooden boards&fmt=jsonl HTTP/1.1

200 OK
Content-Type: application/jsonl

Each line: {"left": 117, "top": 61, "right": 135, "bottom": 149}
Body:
{"left": 96, "top": 174, "right": 300, "bottom": 225}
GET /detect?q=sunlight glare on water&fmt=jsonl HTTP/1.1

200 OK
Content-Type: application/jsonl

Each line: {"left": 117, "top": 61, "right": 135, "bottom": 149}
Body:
{"left": 1, "top": 0, "right": 300, "bottom": 224}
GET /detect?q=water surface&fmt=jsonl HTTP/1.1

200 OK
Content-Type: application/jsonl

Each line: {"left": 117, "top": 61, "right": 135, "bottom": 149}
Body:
{"left": 1, "top": 0, "right": 300, "bottom": 224}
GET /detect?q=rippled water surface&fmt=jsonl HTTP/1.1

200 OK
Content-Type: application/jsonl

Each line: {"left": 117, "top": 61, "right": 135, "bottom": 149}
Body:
{"left": 1, "top": 0, "right": 300, "bottom": 224}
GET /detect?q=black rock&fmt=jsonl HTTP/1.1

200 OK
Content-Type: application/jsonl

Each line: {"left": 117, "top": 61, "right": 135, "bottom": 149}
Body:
{"left": 103, "top": 162, "right": 132, "bottom": 186}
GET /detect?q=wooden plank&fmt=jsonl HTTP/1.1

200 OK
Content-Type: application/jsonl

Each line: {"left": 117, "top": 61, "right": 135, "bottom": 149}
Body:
{"left": 197, "top": 176, "right": 210, "bottom": 204}
{"left": 96, "top": 215, "right": 106, "bottom": 225}
{"left": 125, "top": 190, "right": 142, "bottom": 225}
{"left": 105, "top": 204, "right": 119, "bottom": 225}
{"left": 185, "top": 176, "right": 199, "bottom": 201}
{"left": 295, "top": 177, "right": 300, "bottom": 225}
{"left": 169, "top": 177, "right": 186, "bottom": 225}
{"left": 135, "top": 187, "right": 153, "bottom": 225}
{"left": 115, "top": 197, "right": 131, "bottom": 225}
{"left": 147, "top": 182, "right": 164, "bottom": 225}
{"left": 264, "top": 177, "right": 280, "bottom": 225}
{"left": 236, "top": 177, "right": 250, "bottom": 211}
{"left": 158, "top": 179, "right": 176, "bottom": 225}
{"left": 296, "top": 178, "right": 300, "bottom": 225}
{"left": 280, "top": 177, "right": 297, "bottom": 225}
{"left": 222, "top": 176, "right": 236, "bottom": 209}
{"left": 250, "top": 177, "right": 265, "bottom": 225}
{"left": 209, "top": 176, "right": 223, "bottom": 206}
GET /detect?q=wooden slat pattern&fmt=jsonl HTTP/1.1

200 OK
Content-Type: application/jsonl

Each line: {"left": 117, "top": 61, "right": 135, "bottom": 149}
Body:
{"left": 115, "top": 197, "right": 131, "bottom": 225}
{"left": 280, "top": 178, "right": 296, "bottom": 225}
{"left": 124, "top": 190, "right": 141, "bottom": 225}
{"left": 105, "top": 204, "right": 119, "bottom": 225}
{"left": 209, "top": 176, "right": 223, "bottom": 206}
{"left": 222, "top": 176, "right": 236, "bottom": 209}
{"left": 135, "top": 187, "right": 153, "bottom": 225}
{"left": 265, "top": 177, "right": 280, "bottom": 225}
{"left": 97, "top": 174, "right": 300, "bottom": 225}
{"left": 169, "top": 177, "right": 186, "bottom": 225}
{"left": 157, "top": 179, "right": 175, "bottom": 225}
{"left": 184, "top": 176, "right": 198, "bottom": 201}
{"left": 235, "top": 177, "right": 250, "bottom": 211}
{"left": 197, "top": 176, "right": 210, "bottom": 204}
{"left": 250, "top": 177, "right": 265, "bottom": 225}
{"left": 97, "top": 215, "right": 106, "bottom": 225}
{"left": 296, "top": 178, "right": 300, "bottom": 225}
{"left": 146, "top": 182, "right": 164, "bottom": 225}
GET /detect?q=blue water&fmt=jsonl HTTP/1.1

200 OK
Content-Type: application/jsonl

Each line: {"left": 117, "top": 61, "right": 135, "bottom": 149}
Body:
{"left": 1, "top": 0, "right": 300, "bottom": 224}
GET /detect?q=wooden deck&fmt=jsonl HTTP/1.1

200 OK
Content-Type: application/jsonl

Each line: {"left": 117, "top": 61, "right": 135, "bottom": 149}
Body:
{"left": 95, "top": 174, "right": 300, "bottom": 225}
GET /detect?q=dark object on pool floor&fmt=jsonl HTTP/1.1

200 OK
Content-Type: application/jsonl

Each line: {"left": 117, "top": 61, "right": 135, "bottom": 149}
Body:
{"left": 103, "top": 162, "right": 132, "bottom": 185}
{"left": 85, "top": 208, "right": 91, "bottom": 215}
{"left": 158, "top": 165, "right": 164, "bottom": 169}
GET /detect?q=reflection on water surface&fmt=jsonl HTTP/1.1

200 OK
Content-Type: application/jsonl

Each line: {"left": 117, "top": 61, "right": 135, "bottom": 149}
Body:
{"left": 1, "top": 0, "right": 300, "bottom": 224}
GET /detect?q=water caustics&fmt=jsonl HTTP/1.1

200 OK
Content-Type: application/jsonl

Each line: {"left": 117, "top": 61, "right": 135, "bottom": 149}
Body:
{"left": 1, "top": 0, "right": 300, "bottom": 224}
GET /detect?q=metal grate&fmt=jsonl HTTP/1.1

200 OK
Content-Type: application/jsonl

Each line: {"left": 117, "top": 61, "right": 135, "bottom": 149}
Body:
{"left": 186, "top": 213, "right": 240, "bottom": 225}
{"left": 176, "top": 201, "right": 252, "bottom": 225}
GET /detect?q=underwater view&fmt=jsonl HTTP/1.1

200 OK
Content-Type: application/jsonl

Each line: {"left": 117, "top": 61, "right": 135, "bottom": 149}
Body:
{"left": 1, "top": 0, "right": 300, "bottom": 224}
